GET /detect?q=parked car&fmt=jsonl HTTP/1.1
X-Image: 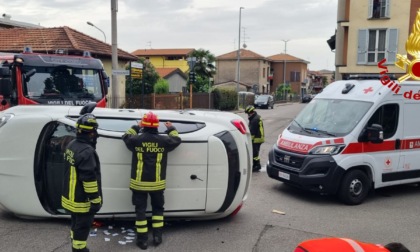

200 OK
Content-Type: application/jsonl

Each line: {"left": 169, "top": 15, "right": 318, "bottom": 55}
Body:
{"left": 254, "top": 95, "right": 274, "bottom": 109}
{"left": 0, "top": 104, "right": 253, "bottom": 219}
{"left": 301, "top": 94, "right": 313, "bottom": 103}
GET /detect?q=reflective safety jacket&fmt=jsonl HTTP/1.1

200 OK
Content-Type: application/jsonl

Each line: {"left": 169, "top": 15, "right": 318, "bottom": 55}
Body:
{"left": 61, "top": 138, "right": 102, "bottom": 213}
{"left": 248, "top": 112, "right": 265, "bottom": 144}
{"left": 295, "top": 238, "right": 390, "bottom": 252}
{"left": 122, "top": 126, "right": 181, "bottom": 192}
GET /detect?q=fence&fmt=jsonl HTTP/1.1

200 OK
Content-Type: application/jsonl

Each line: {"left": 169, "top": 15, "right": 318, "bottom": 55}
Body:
{"left": 124, "top": 92, "right": 214, "bottom": 110}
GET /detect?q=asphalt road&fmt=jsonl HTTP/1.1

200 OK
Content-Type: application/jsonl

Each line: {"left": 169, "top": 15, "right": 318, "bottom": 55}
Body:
{"left": 1, "top": 102, "right": 420, "bottom": 252}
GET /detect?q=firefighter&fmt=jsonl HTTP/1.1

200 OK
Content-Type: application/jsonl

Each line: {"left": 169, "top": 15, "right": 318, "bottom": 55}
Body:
{"left": 122, "top": 111, "right": 181, "bottom": 250}
{"left": 294, "top": 237, "right": 410, "bottom": 252}
{"left": 61, "top": 113, "right": 102, "bottom": 252}
{"left": 245, "top": 105, "right": 265, "bottom": 172}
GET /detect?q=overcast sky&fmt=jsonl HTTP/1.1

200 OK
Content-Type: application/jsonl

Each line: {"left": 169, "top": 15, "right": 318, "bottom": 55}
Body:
{"left": 1, "top": 0, "right": 337, "bottom": 71}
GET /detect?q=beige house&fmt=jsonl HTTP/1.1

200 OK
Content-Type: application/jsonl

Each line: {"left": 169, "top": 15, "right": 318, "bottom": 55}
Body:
{"left": 334, "top": 0, "right": 420, "bottom": 80}
{"left": 267, "top": 53, "right": 309, "bottom": 97}
{"left": 215, "top": 49, "right": 270, "bottom": 94}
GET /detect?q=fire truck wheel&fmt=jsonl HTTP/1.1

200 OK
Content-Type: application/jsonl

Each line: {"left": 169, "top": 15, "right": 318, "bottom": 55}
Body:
{"left": 338, "top": 169, "right": 370, "bottom": 205}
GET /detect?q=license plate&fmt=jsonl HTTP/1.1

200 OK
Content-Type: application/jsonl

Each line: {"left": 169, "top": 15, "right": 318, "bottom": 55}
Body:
{"left": 278, "top": 171, "right": 290, "bottom": 180}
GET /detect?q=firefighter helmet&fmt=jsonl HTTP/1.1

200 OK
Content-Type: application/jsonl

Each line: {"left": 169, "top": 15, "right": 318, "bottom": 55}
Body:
{"left": 245, "top": 105, "right": 255, "bottom": 114}
{"left": 140, "top": 111, "right": 160, "bottom": 128}
{"left": 76, "top": 113, "right": 98, "bottom": 132}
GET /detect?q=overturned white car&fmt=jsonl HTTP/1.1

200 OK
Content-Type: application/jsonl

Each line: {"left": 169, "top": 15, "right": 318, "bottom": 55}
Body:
{"left": 0, "top": 105, "right": 252, "bottom": 219}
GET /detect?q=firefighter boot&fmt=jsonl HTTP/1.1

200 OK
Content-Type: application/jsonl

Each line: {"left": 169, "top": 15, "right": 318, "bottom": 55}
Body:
{"left": 252, "top": 161, "right": 261, "bottom": 172}
{"left": 153, "top": 228, "right": 163, "bottom": 246}
{"left": 136, "top": 233, "right": 148, "bottom": 250}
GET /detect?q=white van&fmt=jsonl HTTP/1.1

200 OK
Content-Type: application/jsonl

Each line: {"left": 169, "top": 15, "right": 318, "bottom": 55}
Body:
{"left": 267, "top": 76, "right": 420, "bottom": 205}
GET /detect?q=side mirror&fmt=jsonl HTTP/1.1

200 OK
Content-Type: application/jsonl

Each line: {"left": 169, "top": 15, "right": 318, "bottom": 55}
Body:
{"left": 102, "top": 70, "right": 109, "bottom": 95}
{"left": 0, "top": 78, "right": 12, "bottom": 97}
{"left": 359, "top": 124, "right": 383, "bottom": 143}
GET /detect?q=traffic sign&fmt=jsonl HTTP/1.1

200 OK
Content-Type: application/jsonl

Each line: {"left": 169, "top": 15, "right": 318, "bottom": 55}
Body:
{"left": 112, "top": 69, "right": 129, "bottom": 76}
{"left": 131, "top": 62, "right": 143, "bottom": 69}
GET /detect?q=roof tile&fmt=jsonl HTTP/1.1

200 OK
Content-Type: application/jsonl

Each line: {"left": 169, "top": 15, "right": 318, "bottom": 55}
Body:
{"left": 0, "top": 26, "right": 137, "bottom": 60}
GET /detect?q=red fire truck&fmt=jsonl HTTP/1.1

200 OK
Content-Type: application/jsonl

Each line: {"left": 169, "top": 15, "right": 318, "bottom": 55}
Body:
{"left": 0, "top": 47, "right": 109, "bottom": 111}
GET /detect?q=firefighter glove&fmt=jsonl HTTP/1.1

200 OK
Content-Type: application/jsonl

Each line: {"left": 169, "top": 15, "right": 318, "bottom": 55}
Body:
{"left": 89, "top": 202, "right": 102, "bottom": 214}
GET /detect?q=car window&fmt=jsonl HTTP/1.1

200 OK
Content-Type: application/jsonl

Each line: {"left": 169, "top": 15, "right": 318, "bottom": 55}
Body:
{"left": 67, "top": 117, "right": 206, "bottom": 134}
{"left": 255, "top": 96, "right": 269, "bottom": 102}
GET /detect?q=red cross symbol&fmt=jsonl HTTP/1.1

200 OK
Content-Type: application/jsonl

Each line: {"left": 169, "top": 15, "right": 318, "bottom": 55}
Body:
{"left": 385, "top": 158, "right": 392, "bottom": 166}
{"left": 363, "top": 87, "right": 373, "bottom": 94}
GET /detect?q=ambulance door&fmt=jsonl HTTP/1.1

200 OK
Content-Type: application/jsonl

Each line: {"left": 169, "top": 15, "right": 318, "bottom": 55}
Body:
{"left": 364, "top": 103, "right": 402, "bottom": 187}
{"left": 399, "top": 102, "right": 420, "bottom": 184}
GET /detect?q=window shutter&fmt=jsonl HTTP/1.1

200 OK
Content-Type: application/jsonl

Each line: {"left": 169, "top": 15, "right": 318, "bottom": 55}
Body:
{"left": 386, "top": 28, "right": 398, "bottom": 63}
{"left": 368, "top": 0, "right": 373, "bottom": 18}
{"left": 357, "top": 29, "right": 368, "bottom": 64}
{"left": 385, "top": 0, "right": 390, "bottom": 17}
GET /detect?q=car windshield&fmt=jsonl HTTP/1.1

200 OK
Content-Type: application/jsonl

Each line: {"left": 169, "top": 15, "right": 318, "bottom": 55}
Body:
{"left": 256, "top": 95, "right": 270, "bottom": 102}
{"left": 290, "top": 98, "right": 373, "bottom": 137}
{"left": 22, "top": 66, "right": 104, "bottom": 104}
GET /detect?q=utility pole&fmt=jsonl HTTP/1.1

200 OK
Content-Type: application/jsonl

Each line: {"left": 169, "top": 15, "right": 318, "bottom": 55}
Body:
{"left": 236, "top": 7, "right": 245, "bottom": 110}
{"left": 111, "top": 0, "right": 118, "bottom": 108}
{"left": 282, "top": 39, "right": 289, "bottom": 100}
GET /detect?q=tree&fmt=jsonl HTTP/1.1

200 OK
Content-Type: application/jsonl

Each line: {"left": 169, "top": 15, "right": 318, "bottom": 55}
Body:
{"left": 154, "top": 79, "right": 169, "bottom": 94}
{"left": 189, "top": 49, "right": 216, "bottom": 92}
{"left": 125, "top": 58, "right": 160, "bottom": 95}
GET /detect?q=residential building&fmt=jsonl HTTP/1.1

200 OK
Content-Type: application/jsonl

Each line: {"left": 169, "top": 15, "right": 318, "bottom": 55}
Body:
{"left": 334, "top": 0, "right": 419, "bottom": 80}
{"left": 155, "top": 68, "right": 187, "bottom": 93}
{"left": 267, "top": 53, "right": 309, "bottom": 97}
{"left": 215, "top": 49, "right": 270, "bottom": 94}
{"left": 131, "top": 48, "right": 194, "bottom": 73}
{"left": 0, "top": 25, "right": 137, "bottom": 108}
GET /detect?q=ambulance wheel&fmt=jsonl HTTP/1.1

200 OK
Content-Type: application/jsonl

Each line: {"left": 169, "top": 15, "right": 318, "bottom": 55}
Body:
{"left": 338, "top": 170, "right": 370, "bottom": 205}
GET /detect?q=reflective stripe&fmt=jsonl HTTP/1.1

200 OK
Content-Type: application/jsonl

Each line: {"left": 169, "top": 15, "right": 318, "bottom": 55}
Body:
{"left": 340, "top": 238, "right": 365, "bottom": 252}
{"left": 136, "top": 152, "right": 143, "bottom": 182}
{"left": 72, "top": 239, "right": 87, "bottom": 249}
{"left": 136, "top": 220, "right": 147, "bottom": 226}
{"left": 169, "top": 130, "right": 179, "bottom": 137}
{"left": 137, "top": 227, "right": 148, "bottom": 233}
{"left": 127, "top": 128, "right": 137, "bottom": 135}
{"left": 130, "top": 179, "right": 166, "bottom": 191}
{"left": 62, "top": 196, "right": 90, "bottom": 213}
{"left": 152, "top": 222, "right": 164, "bottom": 228}
{"left": 152, "top": 216, "right": 164, "bottom": 221}
{"left": 156, "top": 153, "right": 162, "bottom": 182}
{"left": 70, "top": 230, "right": 73, "bottom": 239}
{"left": 83, "top": 181, "right": 98, "bottom": 193}
{"left": 69, "top": 166, "right": 76, "bottom": 201}
{"left": 90, "top": 196, "right": 101, "bottom": 204}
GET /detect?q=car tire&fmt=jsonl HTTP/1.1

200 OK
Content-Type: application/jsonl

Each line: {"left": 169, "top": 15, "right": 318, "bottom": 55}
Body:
{"left": 337, "top": 170, "right": 371, "bottom": 205}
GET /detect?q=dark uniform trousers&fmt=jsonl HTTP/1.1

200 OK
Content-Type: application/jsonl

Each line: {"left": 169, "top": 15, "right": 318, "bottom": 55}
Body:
{"left": 133, "top": 190, "right": 165, "bottom": 241}
{"left": 70, "top": 213, "right": 95, "bottom": 250}
{"left": 252, "top": 142, "right": 262, "bottom": 168}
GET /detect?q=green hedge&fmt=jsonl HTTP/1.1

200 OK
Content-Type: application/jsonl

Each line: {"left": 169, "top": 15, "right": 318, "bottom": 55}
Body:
{"left": 213, "top": 87, "right": 237, "bottom": 110}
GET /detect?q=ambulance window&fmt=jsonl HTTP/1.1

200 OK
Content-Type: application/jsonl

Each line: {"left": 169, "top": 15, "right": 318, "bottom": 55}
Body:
{"left": 367, "top": 104, "right": 399, "bottom": 139}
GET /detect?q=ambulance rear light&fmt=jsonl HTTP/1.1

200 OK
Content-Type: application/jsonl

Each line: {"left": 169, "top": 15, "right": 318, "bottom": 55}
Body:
{"left": 309, "top": 144, "right": 345, "bottom": 155}
{"left": 231, "top": 119, "right": 247, "bottom": 134}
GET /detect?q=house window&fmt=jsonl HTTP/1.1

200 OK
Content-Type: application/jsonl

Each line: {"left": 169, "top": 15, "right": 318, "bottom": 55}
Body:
{"left": 262, "top": 67, "right": 265, "bottom": 78}
{"left": 369, "top": 0, "right": 389, "bottom": 19}
{"left": 290, "top": 71, "right": 300, "bottom": 82}
{"left": 357, "top": 28, "right": 398, "bottom": 64}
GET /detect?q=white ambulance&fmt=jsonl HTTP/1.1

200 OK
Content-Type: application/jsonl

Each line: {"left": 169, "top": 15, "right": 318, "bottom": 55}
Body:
{"left": 267, "top": 75, "right": 420, "bottom": 205}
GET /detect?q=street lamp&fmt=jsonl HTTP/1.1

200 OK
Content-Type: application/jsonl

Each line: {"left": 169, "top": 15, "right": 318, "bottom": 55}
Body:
{"left": 87, "top": 21, "right": 106, "bottom": 43}
{"left": 236, "top": 7, "right": 244, "bottom": 110}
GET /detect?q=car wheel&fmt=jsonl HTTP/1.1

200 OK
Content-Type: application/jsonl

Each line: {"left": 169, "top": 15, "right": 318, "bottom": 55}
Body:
{"left": 338, "top": 170, "right": 371, "bottom": 205}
